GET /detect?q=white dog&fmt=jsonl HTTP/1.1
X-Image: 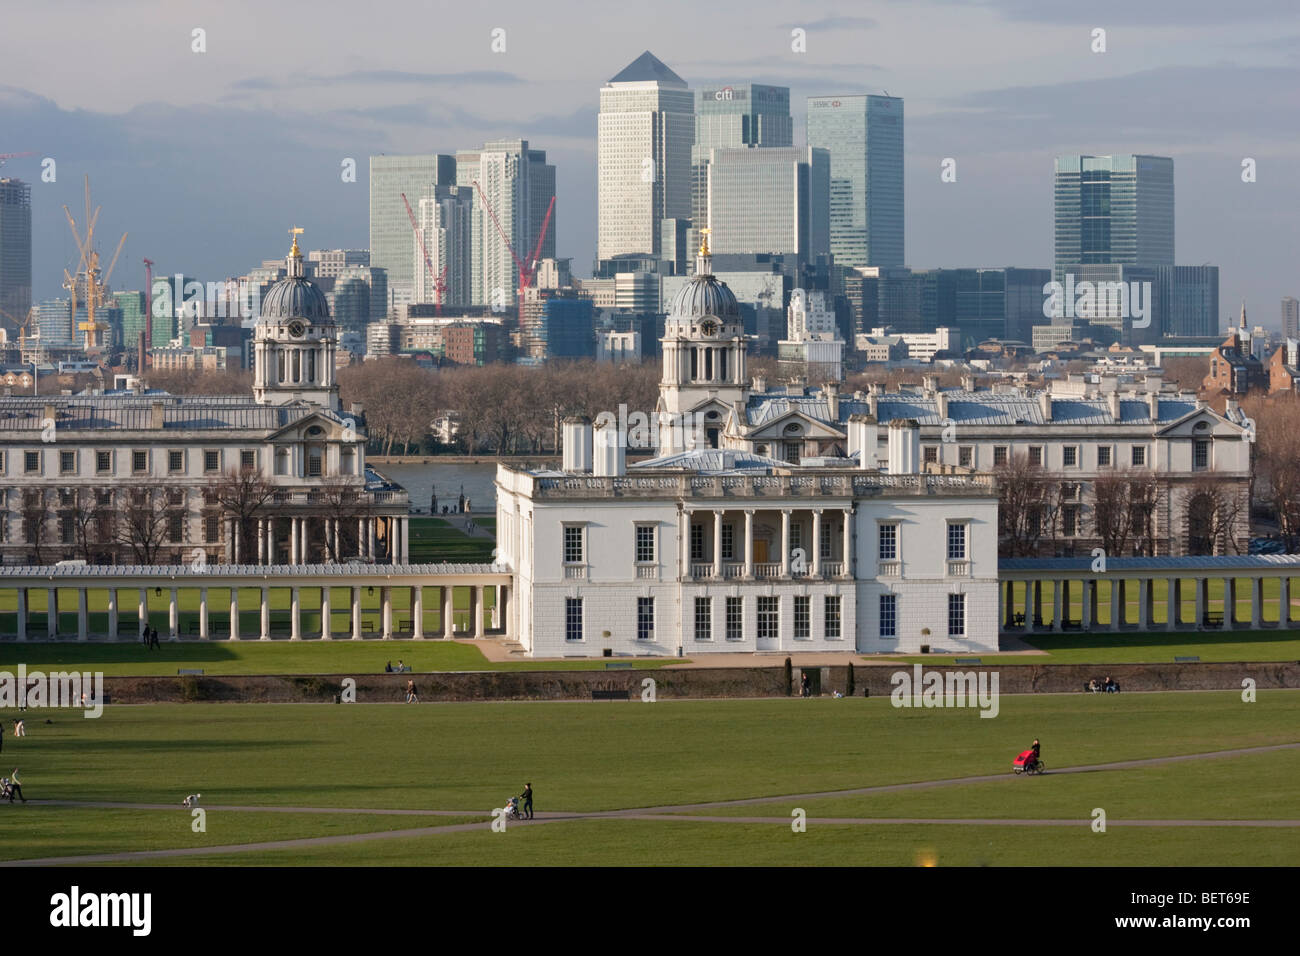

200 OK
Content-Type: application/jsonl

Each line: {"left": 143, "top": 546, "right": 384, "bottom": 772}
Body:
{"left": 182, "top": 793, "right": 201, "bottom": 808}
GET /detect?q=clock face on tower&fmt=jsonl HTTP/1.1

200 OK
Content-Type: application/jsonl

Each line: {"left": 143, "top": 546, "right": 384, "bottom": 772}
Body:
{"left": 287, "top": 320, "right": 306, "bottom": 338}
{"left": 699, "top": 319, "right": 718, "bottom": 337}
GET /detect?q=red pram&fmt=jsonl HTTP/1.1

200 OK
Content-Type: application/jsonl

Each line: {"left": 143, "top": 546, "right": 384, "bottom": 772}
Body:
{"left": 1012, "top": 749, "right": 1045, "bottom": 774}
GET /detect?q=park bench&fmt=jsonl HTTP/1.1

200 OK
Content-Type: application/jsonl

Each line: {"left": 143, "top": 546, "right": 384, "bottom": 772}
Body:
{"left": 177, "top": 669, "right": 204, "bottom": 676}
{"left": 591, "top": 689, "right": 629, "bottom": 700}
{"left": 1174, "top": 655, "right": 1201, "bottom": 663}
{"left": 1012, "top": 612, "right": 1026, "bottom": 627}
{"left": 954, "top": 658, "right": 981, "bottom": 665}
{"left": 1202, "top": 612, "right": 1224, "bottom": 628}
{"left": 604, "top": 662, "right": 634, "bottom": 670}
{"left": 1061, "top": 620, "right": 1083, "bottom": 631}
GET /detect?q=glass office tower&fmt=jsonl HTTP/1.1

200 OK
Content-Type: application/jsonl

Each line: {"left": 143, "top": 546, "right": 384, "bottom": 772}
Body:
{"left": 806, "top": 94, "right": 904, "bottom": 268}
{"left": 370, "top": 154, "right": 455, "bottom": 308}
{"left": 705, "top": 147, "right": 829, "bottom": 269}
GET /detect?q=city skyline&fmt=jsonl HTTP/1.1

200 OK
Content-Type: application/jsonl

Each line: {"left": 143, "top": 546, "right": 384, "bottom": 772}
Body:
{"left": 2, "top": 0, "right": 1298, "bottom": 326}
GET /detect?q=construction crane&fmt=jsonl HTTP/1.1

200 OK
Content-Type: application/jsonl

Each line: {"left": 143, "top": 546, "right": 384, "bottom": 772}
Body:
{"left": 470, "top": 180, "right": 555, "bottom": 328}
{"left": 142, "top": 257, "right": 156, "bottom": 363}
{"left": 0, "top": 304, "right": 37, "bottom": 345}
{"left": 0, "top": 151, "right": 36, "bottom": 172}
{"left": 62, "top": 175, "right": 127, "bottom": 352}
{"left": 401, "top": 192, "right": 448, "bottom": 314}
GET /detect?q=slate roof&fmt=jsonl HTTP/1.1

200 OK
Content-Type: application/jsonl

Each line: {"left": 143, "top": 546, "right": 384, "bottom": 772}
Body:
{"left": 609, "top": 51, "right": 686, "bottom": 86}
{"left": 1000, "top": 555, "right": 1300, "bottom": 572}
{"left": 630, "top": 448, "right": 789, "bottom": 473}
{"left": 0, "top": 394, "right": 347, "bottom": 433}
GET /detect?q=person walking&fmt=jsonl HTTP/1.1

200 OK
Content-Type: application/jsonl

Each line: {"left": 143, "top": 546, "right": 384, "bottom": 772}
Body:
{"left": 150, "top": 627, "right": 161, "bottom": 649}
{"left": 13, "top": 719, "right": 24, "bottom": 738}
{"left": 520, "top": 783, "right": 533, "bottom": 820}
{"left": 1031, "top": 738, "right": 1041, "bottom": 770}
{"left": 7, "top": 768, "right": 25, "bottom": 803}
{"left": 405, "top": 679, "right": 418, "bottom": 703}
{"left": 800, "top": 672, "right": 811, "bottom": 698}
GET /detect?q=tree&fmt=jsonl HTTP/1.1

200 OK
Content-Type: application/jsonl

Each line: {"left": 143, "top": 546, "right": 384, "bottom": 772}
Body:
{"left": 114, "top": 483, "right": 173, "bottom": 565}
{"left": 65, "top": 486, "right": 115, "bottom": 562}
{"left": 318, "top": 477, "right": 374, "bottom": 561}
{"left": 1246, "top": 394, "right": 1300, "bottom": 549}
{"left": 994, "top": 454, "right": 1063, "bottom": 556}
{"left": 1183, "top": 477, "right": 1248, "bottom": 555}
{"left": 20, "top": 489, "right": 51, "bottom": 565}
{"left": 1091, "top": 468, "right": 1161, "bottom": 557}
{"left": 205, "top": 467, "right": 275, "bottom": 563}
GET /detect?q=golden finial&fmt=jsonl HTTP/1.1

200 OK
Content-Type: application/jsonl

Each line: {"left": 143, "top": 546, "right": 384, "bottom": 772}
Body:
{"left": 699, "top": 227, "right": 711, "bottom": 258}
{"left": 289, "top": 226, "right": 304, "bottom": 257}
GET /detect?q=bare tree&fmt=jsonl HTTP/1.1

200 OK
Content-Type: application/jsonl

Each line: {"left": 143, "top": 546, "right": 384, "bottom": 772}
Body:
{"left": 114, "top": 484, "right": 172, "bottom": 565}
{"left": 65, "top": 486, "right": 115, "bottom": 562}
{"left": 1246, "top": 393, "right": 1300, "bottom": 549}
{"left": 20, "top": 489, "right": 51, "bottom": 565}
{"left": 318, "top": 477, "right": 374, "bottom": 561}
{"left": 1091, "top": 468, "right": 1162, "bottom": 557}
{"left": 1183, "top": 477, "right": 1248, "bottom": 556}
{"left": 206, "top": 467, "right": 275, "bottom": 563}
{"left": 994, "top": 454, "right": 1063, "bottom": 556}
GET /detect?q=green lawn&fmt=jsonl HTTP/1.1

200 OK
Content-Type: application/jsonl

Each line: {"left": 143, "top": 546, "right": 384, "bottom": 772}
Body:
{"left": 2, "top": 691, "right": 1296, "bottom": 864}
{"left": 408, "top": 517, "right": 494, "bottom": 564}
{"left": 1005, "top": 577, "right": 1291, "bottom": 627}
{"left": 896, "top": 628, "right": 1300, "bottom": 666}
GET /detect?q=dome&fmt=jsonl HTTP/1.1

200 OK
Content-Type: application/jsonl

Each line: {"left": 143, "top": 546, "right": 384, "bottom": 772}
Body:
{"left": 669, "top": 272, "right": 739, "bottom": 320}
{"left": 261, "top": 276, "right": 331, "bottom": 323}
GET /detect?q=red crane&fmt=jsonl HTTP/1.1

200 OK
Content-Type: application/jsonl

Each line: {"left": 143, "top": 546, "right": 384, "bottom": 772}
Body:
{"left": 401, "top": 192, "right": 447, "bottom": 314}
{"left": 470, "top": 180, "right": 555, "bottom": 327}
{"left": 142, "top": 258, "right": 155, "bottom": 367}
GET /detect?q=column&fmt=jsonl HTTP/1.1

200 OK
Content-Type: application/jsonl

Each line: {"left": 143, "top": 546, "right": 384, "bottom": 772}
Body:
{"left": 368, "top": 520, "right": 376, "bottom": 562}
{"left": 358, "top": 519, "right": 366, "bottom": 559}
{"left": 1226, "top": 577, "right": 1237, "bottom": 627}
{"left": 168, "top": 587, "right": 178, "bottom": 640}
{"left": 443, "top": 585, "right": 455, "bottom": 638}
{"left": 290, "top": 518, "right": 299, "bottom": 565}
{"left": 333, "top": 520, "right": 341, "bottom": 562}
{"left": 290, "top": 586, "right": 301, "bottom": 640}
{"left": 77, "top": 588, "right": 88, "bottom": 641}
{"left": 267, "top": 520, "right": 276, "bottom": 565}
{"left": 712, "top": 510, "right": 723, "bottom": 579}
{"left": 681, "top": 509, "right": 692, "bottom": 578}
{"left": 1251, "top": 577, "right": 1262, "bottom": 629}
{"left": 1109, "top": 579, "right": 1122, "bottom": 630}
{"left": 474, "top": 586, "right": 486, "bottom": 638}
{"left": 257, "top": 519, "right": 266, "bottom": 564}
{"left": 233, "top": 520, "right": 240, "bottom": 564}
{"left": 841, "top": 507, "right": 853, "bottom": 577}
{"left": 743, "top": 510, "right": 755, "bottom": 579}
{"left": 498, "top": 585, "right": 509, "bottom": 636}
{"left": 199, "top": 588, "right": 209, "bottom": 640}
{"left": 412, "top": 586, "right": 423, "bottom": 639}
{"left": 401, "top": 518, "right": 409, "bottom": 564}
{"left": 107, "top": 589, "right": 118, "bottom": 640}
{"left": 260, "top": 586, "right": 270, "bottom": 640}
{"left": 1052, "top": 580, "right": 1064, "bottom": 631}
{"left": 381, "top": 586, "right": 392, "bottom": 639}
{"left": 230, "top": 588, "right": 240, "bottom": 640}
{"left": 1282, "top": 577, "right": 1291, "bottom": 627}
{"left": 351, "top": 587, "right": 362, "bottom": 640}
{"left": 1138, "top": 579, "right": 1150, "bottom": 631}
{"left": 1195, "top": 578, "right": 1206, "bottom": 628}
{"left": 16, "top": 588, "right": 27, "bottom": 641}
{"left": 391, "top": 519, "right": 399, "bottom": 565}
{"left": 1027, "top": 580, "right": 1040, "bottom": 631}
{"left": 225, "top": 519, "right": 233, "bottom": 563}
{"left": 1080, "top": 580, "right": 1092, "bottom": 630}
{"left": 320, "top": 587, "right": 332, "bottom": 640}
{"left": 811, "top": 510, "right": 822, "bottom": 578}
{"left": 138, "top": 588, "right": 148, "bottom": 640}
{"left": 780, "top": 509, "right": 791, "bottom": 577}
{"left": 1167, "top": 578, "right": 1179, "bottom": 629}
{"left": 47, "top": 588, "right": 57, "bottom": 638}
{"left": 1003, "top": 581, "right": 1015, "bottom": 629}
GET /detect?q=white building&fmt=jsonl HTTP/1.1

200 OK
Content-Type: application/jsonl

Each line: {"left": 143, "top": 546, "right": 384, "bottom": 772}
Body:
{"left": 597, "top": 330, "right": 642, "bottom": 364}
{"left": 779, "top": 289, "right": 843, "bottom": 381}
{"left": 868, "top": 326, "right": 953, "bottom": 362}
{"left": 497, "top": 242, "right": 1000, "bottom": 657}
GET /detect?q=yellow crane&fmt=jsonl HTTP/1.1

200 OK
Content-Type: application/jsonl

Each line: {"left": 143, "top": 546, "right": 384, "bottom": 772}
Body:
{"left": 62, "top": 175, "right": 127, "bottom": 353}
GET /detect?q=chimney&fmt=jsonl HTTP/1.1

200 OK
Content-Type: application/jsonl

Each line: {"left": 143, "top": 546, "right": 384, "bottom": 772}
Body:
{"left": 42, "top": 403, "right": 56, "bottom": 425}
{"left": 961, "top": 373, "right": 976, "bottom": 392}
{"left": 1147, "top": 390, "right": 1159, "bottom": 421}
{"left": 922, "top": 374, "right": 939, "bottom": 395}
{"left": 846, "top": 413, "right": 878, "bottom": 469}
{"left": 592, "top": 415, "right": 626, "bottom": 477}
{"left": 561, "top": 416, "right": 593, "bottom": 473}
{"left": 151, "top": 400, "right": 165, "bottom": 430}
{"left": 752, "top": 375, "right": 767, "bottom": 393}
{"left": 935, "top": 390, "right": 949, "bottom": 421}
{"left": 887, "top": 419, "right": 921, "bottom": 475}
{"left": 1107, "top": 390, "right": 1121, "bottom": 420}
{"left": 1038, "top": 391, "right": 1052, "bottom": 421}
{"left": 1224, "top": 398, "right": 1240, "bottom": 421}
{"left": 825, "top": 386, "right": 840, "bottom": 422}
{"left": 350, "top": 402, "right": 364, "bottom": 418}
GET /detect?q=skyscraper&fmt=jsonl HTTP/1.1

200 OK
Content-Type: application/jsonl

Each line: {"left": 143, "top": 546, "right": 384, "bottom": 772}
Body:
{"left": 414, "top": 184, "right": 473, "bottom": 307}
{"left": 1283, "top": 297, "right": 1299, "bottom": 340}
{"left": 597, "top": 51, "right": 694, "bottom": 263}
{"left": 1053, "top": 154, "right": 1174, "bottom": 283}
{"left": 455, "top": 140, "right": 555, "bottom": 308}
{"left": 370, "top": 154, "right": 455, "bottom": 309}
{"left": 705, "top": 147, "right": 829, "bottom": 269}
{"left": 0, "top": 178, "right": 33, "bottom": 333}
{"left": 806, "top": 94, "right": 904, "bottom": 268}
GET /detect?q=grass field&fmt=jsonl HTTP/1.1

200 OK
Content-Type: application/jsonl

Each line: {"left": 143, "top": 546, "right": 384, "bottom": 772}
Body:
{"left": 1, "top": 691, "right": 1296, "bottom": 865}
{"left": 895, "top": 628, "right": 1300, "bottom": 666}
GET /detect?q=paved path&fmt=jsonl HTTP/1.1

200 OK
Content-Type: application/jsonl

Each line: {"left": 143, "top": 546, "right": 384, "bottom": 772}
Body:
{"left": 8, "top": 741, "right": 1297, "bottom": 866}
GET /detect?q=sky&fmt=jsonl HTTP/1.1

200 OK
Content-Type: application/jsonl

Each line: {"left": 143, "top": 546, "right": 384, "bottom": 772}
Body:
{"left": 2, "top": 0, "right": 1298, "bottom": 327}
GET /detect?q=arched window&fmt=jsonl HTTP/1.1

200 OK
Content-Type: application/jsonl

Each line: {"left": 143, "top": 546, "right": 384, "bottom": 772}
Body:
{"left": 292, "top": 350, "right": 301, "bottom": 384}
{"left": 277, "top": 350, "right": 285, "bottom": 383}
{"left": 306, "top": 349, "right": 316, "bottom": 384}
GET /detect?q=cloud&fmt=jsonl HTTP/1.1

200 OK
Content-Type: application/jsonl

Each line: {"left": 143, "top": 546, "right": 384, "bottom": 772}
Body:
{"left": 786, "top": 15, "right": 879, "bottom": 30}
{"left": 920, "top": 0, "right": 1300, "bottom": 25}
{"left": 231, "top": 69, "right": 524, "bottom": 92}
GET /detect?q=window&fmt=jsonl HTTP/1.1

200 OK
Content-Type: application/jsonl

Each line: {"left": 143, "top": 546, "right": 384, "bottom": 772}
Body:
{"left": 167, "top": 488, "right": 184, "bottom": 506}
{"left": 757, "top": 596, "right": 779, "bottom": 640}
{"left": 694, "top": 597, "right": 712, "bottom": 641}
{"left": 340, "top": 447, "right": 355, "bottom": 475}
{"left": 794, "top": 595, "right": 810, "bottom": 639}
{"left": 958, "top": 446, "right": 973, "bottom": 468}
{"left": 1028, "top": 446, "right": 1043, "bottom": 466}
{"left": 923, "top": 445, "right": 939, "bottom": 464}
{"left": 1193, "top": 439, "right": 1210, "bottom": 471}
{"left": 60, "top": 515, "right": 74, "bottom": 544}
{"left": 1063, "top": 504, "right": 1078, "bottom": 537}
{"left": 168, "top": 450, "right": 184, "bottom": 473}
{"left": 1097, "top": 445, "right": 1112, "bottom": 468}
{"left": 636, "top": 597, "right": 655, "bottom": 641}
{"left": 947, "top": 523, "right": 967, "bottom": 560}
{"left": 24, "top": 451, "right": 40, "bottom": 474}
{"left": 204, "top": 514, "right": 220, "bottom": 543}
{"left": 721, "top": 523, "right": 734, "bottom": 560}
{"left": 824, "top": 596, "right": 842, "bottom": 640}
{"left": 565, "top": 598, "right": 583, "bottom": 641}
{"left": 820, "top": 523, "right": 833, "bottom": 560}
{"left": 690, "top": 522, "right": 704, "bottom": 561}
{"left": 790, "top": 523, "right": 802, "bottom": 550}
{"left": 240, "top": 450, "right": 256, "bottom": 471}
{"left": 95, "top": 489, "right": 111, "bottom": 506}
{"left": 948, "top": 593, "right": 966, "bottom": 637}
{"left": 275, "top": 448, "right": 289, "bottom": 476}
{"left": 168, "top": 512, "right": 184, "bottom": 543}
{"left": 879, "top": 523, "right": 898, "bottom": 561}
{"left": 725, "top": 596, "right": 743, "bottom": 641}
{"left": 59, "top": 450, "right": 75, "bottom": 474}
{"left": 635, "top": 524, "right": 656, "bottom": 563}
{"left": 993, "top": 445, "right": 1008, "bottom": 467}
{"left": 1028, "top": 508, "right": 1042, "bottom": 537}
{"left": 203, "top": 450, "right": 220, "bottom": 473}
{"left": 307, "top": 449, "right": 322, "bottom": 478}
{"left": 1062, "top": 445, "right": 1078, "bottom": 467}
{"left": 96, "top": 450, "right": 111, "bottom": 473}
{"left": 783, "top": 442, "right": 800, "bottom": 463}
{"left": 132, "top": 450, "right": 148, "bottom": 473}
{"left": 880, "top": 594, "right": 897, "bottom": 638}
{"left": 1131, "top": 445, "right": 1146, "bottom": 466}
{"left": 0, "top": 451, "right": 5, "bottom": 473}
{"left": 563, "top": 525, "right": 584, "bottom": 564}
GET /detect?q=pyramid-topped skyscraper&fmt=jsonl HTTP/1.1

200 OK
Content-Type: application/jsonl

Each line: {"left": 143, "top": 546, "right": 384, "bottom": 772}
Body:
{"left": 597, "top": 52, "right": 693, "bottom": 264}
